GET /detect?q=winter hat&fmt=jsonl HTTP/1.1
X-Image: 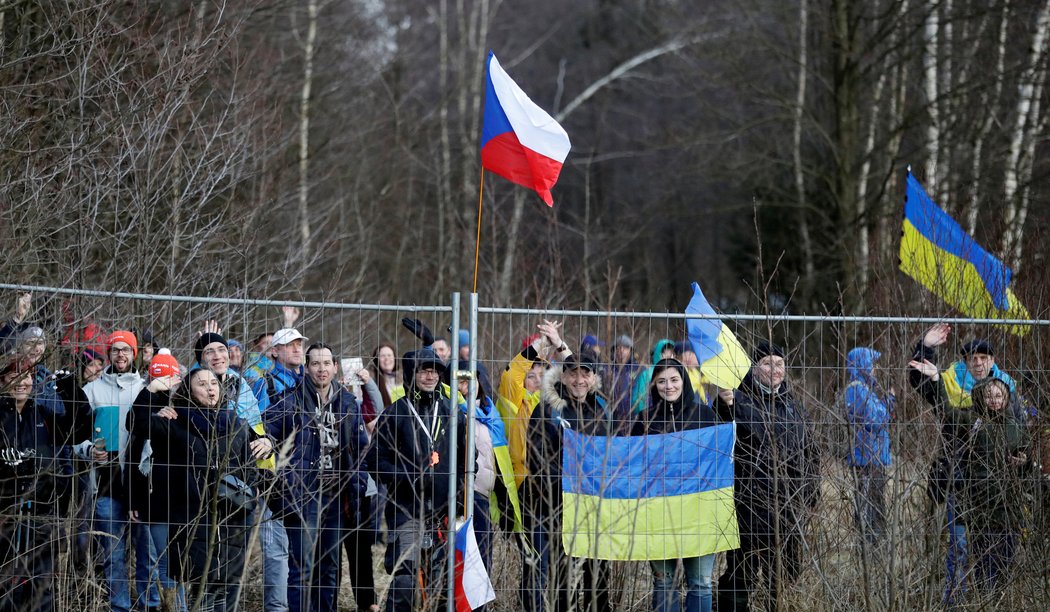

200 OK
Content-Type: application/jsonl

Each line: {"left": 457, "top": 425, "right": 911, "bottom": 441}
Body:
{"left": 107, "top": 330, "right": 138, "bottom": 358}
{"left": 194, "top": 333, "right": 227, "bottom": 365}
{"left": 80, "top": 347, "right": 105, "bottom": 364}
{"left": 227, "top": 339, "right": 243, "bottom": 350}
{"left": 753, "top": 341, "right": 785, "bottom": 362}
{"left": 960, "top": 339, "right": 994, "bottom": 357}
{"left": 17, "top": 326, "right": 45, "bottom": 345}
{"left": 612, "top": 335, "right": 633, "bottom": 349}
{"left": 581, "top": 334, "right": 604, "bottom": 350}
{"left": 141, "top": 329, "right": 159, "bottom": 352}
{"left": 149, "top": 349, "right": 181, "bottom": 379}
{"left": 673, "top": 340, "right": 693, "bottom": 356}
{"left": 402, "top": 348, "right": 447, "bottom": 386}
{"left": 521, "top": 333, "right": 542, "bottom": 350}
{"left": 457, "top": 330, "right": 470, "bottom": 349}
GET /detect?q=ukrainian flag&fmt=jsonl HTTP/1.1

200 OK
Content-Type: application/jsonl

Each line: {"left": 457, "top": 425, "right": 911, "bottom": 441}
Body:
{"left": 561, "top": 423, "right": 739, "bottom": 560}
{"left": 686, "top": 282, "right": 751, "bottom": 390}
{"left": 900, "top": 172, "right": 1030, "bottom": 335}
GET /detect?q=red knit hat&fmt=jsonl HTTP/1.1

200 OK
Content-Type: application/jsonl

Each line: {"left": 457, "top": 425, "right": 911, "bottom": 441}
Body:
{"left": 107, "top": 330, "right": 139, "bottom": 358}
{"left": 148, "top": 348, "right": 180, "bottom": 378}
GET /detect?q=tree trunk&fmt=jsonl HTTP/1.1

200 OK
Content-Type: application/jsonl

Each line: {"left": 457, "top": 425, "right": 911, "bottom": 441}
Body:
{"left": 297, "top": 0, "right": 318, "bottom": 263}
{"left": 793, "top": 0, "right": 814, "bottom": 297}
{"left": 923, "top": 3, "right": 941, "bottom": 197}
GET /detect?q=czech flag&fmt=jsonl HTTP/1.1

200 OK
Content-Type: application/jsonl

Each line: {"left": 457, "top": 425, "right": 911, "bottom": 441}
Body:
{"left": 561, "top": 423, "right": 740, "bottom": 560}
{"left": 686, "top": 282, "right": 751, "bottom": 390}
{"left": 899, "top": 172, "right": 1030, "bottom": 335}
{"left": 481, "top": 52, "right": 571, "bottom": 206}
{"left": 454, "top": 516, "right": 496, "bottom": 612}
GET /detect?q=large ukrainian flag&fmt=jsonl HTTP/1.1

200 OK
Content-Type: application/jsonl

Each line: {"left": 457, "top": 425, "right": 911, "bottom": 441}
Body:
{"left": 686, "top": 281, "right": 750, "bottom": 390}
{"left": 561, "top": 423, "right": 739, "bottom": 560}
{"left": 899, "top": 172, "right": 1030, "bottom": 335}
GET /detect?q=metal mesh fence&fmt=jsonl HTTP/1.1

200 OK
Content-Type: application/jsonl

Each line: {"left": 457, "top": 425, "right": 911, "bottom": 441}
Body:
{"left": 0, "top": 284, "right": 1047, "bottom": 611}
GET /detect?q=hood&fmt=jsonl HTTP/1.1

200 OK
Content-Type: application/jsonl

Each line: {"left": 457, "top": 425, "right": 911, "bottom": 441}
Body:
{"left": 647, "top": 358, "right": 697, "bottom": 413}
{"left": 101, "top": 366, "right": 142, "bottom": 388}
{"left": 541, "top": 361, "right": 603, "bottom": 413}
{"left": 649, "top": 339, "right": 676, "bottom": 365}
{"left": 846, "top": 347, "right": 879, "bottom": 383}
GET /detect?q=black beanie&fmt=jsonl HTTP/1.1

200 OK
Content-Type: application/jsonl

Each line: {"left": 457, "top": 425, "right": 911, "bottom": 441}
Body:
{"left": 960, "top": 339, "right": 994, "bottom": 357}
{"left": 753, "top": 341, "right": 785, "bottom": 362}
{"left": 195, "top": 332, "right": 228, "bottom": 365}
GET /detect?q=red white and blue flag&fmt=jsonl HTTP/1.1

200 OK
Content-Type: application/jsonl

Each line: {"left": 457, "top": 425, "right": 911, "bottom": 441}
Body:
{"left": 481, "top": 52, "right": 571, "bottom": 206}
{"left": 454, "top": 516, "right": 495, "bottom": 612}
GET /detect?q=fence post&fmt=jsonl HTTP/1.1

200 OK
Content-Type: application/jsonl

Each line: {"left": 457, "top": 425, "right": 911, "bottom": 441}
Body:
{"left": 446, "top": 292, "right": 461, "bottom": 612}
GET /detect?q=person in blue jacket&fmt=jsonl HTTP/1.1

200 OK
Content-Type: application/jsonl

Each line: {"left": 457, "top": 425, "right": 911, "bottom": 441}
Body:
{"left": 844, "top": 347, "right": 894, "bottom": 547}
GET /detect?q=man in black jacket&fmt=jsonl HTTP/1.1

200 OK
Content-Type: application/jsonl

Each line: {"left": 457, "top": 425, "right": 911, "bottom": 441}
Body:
{"left": 372, "top": 348, "right": 466, "bottom": 612}
{"left": 714, "top": 342, "right": 820, "bottom": 612}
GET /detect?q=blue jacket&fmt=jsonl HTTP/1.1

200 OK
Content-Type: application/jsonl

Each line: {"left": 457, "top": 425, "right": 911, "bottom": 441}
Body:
{"left": 265, "top": 378, "right": 370, "bottom": 523}
{"left": 845, "top": 347, "right": 893, "bottom": 467}
{"left": 264, "top": 361, "right": 303, "bottom": 404}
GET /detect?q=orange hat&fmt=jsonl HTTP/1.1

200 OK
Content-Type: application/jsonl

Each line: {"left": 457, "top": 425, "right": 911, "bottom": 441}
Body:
{"left": 148, "top": 348, "right": 180, "bottom": 378}
{"left": 107, "top": 330, "right": 139, "bottom": 358}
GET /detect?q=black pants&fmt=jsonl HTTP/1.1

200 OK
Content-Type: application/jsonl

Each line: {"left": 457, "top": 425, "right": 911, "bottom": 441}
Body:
{"left": 172, "top": 519, "right": 251, "bottom": 612}
{"left": 0, "top": 517, "right": 54, "bottom": 612}
{"left": 716, "top": 510, "right": 804, "bottom": 612}
{"left": 342, "top": 497, "right": 377, "bottom": 610}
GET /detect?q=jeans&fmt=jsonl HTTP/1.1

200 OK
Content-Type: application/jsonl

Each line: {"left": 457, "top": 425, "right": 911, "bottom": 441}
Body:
{"left": 970, "top": 530, "right": 1017, "bottom": 595}
{"left": 95, "top": 496, "right": 166, "bottom": 612}
{"left": 260, "top": 509, "right": 290, "bottom": 612}
{"left": 851, "top": 465, "right": 887, "bottom": 547}
{"left": 651, "top": 555, "right": 714, "bottom": 612}
{"left": 285, "top": 496, "right": 344, "bottom": 612}
{"left": 944, "top": 496, "right": 968, "bottom": 606}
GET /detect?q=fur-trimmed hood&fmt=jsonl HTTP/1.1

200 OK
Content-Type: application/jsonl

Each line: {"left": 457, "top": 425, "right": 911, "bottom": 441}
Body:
{"left": 540, "top": 361, "right": 604, "bottom": 414}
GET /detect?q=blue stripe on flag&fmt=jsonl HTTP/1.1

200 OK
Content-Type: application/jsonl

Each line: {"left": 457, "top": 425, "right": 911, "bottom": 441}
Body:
{"left": 562, "top": 423, "right": 734, "bottom": 499}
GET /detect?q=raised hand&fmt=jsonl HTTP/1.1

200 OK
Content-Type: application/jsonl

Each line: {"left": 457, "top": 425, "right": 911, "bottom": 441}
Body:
{"left": 281, "top": 306, "right": 301, "bottom": 328}
{"left": 537, "top": 320, "right": 565, "bottom": 351}
{"left": 908, "top": 359, "right": 940, "bottom": 380}
{"left": 199, "top": 319, "right": 223, "bottom": 337}
{"left": 13, "top": 292, "right": 31, "bottom": 324}
{"left": 922, "top": 323, "right": 950, "bottom": 348}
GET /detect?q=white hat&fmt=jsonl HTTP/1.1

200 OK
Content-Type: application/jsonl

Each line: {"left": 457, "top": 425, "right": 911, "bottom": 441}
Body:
{"left": 271, "top": 328, "right": 307, "bottom": 346}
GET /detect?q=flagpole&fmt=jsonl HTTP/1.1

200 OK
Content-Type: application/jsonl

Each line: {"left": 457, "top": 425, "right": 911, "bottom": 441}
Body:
{"left": 472, "top": 166, "right": 485, "bottom": 293}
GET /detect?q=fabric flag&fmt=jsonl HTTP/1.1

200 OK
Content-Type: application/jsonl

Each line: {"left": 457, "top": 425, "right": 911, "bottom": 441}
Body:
{"left": 454, "top": 516, "right": 496, "bottom": 612}
{"left": 686, "top": 282, "right": 751, "bottom": 389}
{"left": 561, "top": 423, "right": 740, "bottom": 561}
{"left": 899, "top": 172, "right": 1030, "bottom": 335}
{"left": 481, "top": 52, "right": 571, "bottom": 206}
{"left": 457, "top": 395, "right": 525, "bottom": 533}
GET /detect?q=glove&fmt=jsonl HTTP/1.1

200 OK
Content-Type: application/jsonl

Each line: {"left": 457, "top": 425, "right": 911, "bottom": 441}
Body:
{"left": 401, "top": 318, "right": 435, "bottom": 346}
{"left": 1, "top": 448, "right": 35, "bottom": 466}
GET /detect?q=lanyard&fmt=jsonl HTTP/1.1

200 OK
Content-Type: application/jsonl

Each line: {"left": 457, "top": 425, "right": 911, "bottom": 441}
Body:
{"left": 407, "top": 398, "right": 441, "bottom": 444}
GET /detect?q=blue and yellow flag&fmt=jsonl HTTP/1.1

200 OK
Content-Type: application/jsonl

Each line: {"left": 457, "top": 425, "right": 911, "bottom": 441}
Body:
{"left": 561, "top": 423, "right": 739, "bottom": 561}
{"left": 900, "top": 173, "right": 1030, "bottom": 335}
{"left": 686, "top": 282, "right": 751, "bottom": 389}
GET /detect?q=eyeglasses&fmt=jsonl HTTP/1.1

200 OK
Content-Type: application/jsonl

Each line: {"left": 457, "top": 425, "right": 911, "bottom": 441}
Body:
{"left": 111, "top": 346, "right": 134, "bottom": 355}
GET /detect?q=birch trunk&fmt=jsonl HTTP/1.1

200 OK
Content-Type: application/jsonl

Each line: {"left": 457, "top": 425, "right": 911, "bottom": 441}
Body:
{"left": 794, "top": 0, "right": 814, "bottom": 292}
{"left": 437, "top": 0, "right": 450, "bottom": 288}
{"left": 923, "top": 4, "right": 941, "bottom": 197}
{"left": 856, "top": 71, "right": 886, "bottom": 291}
{"left": 498, "top": 190, "right": 526, "bottom": 304}
{"left": 880, "top": 0, "right": 910, "bottom": 263}
{"left": 297, "top": 0, "right": 318, "bottom": 260}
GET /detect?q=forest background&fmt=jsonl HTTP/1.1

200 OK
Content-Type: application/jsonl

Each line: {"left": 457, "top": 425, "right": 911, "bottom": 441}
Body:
{"left": 1, "top": 0, "right": 1048, "bottom": 319}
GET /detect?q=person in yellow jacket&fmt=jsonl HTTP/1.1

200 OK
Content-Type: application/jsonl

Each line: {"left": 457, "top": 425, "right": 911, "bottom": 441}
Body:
{"left": 496, "top": 320, "right": 571, "bottom": 491}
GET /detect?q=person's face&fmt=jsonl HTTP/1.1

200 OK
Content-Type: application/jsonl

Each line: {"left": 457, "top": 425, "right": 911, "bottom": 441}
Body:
{"left": 377, "top": 347, "right": 396, "bottom": 374}
{"left": 20, "top": 339, "right": 45, "bottom": 365}
{"left": 3, "top": 371, "right": 33, "bottom": 402}
{"left": 966, "top": 352, "right": 994, "bottom": 380}
{"left": 255, "top": 334, "right": 273, "bottom": 354}
{"left": 140, "top": 345, "right": 155, "bottom": 363}
{"left": 754, "top": 355, "right": 786, "bottom": 388}
{"left": 587, "top": 345, "right": 603, "bottom": 357}
{"left": 614, "top": 345, "right": 631, "bottom": 364}
{"left": 276, "top": 339, "right": 304, "bottom": 368}
{"left": 201, "top": 341, "right": 230, "bottom": 375}
{"left": 525, "top": 364, "right": 544, "bottom": 393}
{"left": 982, "top": 382, "right": 1008, "bottom": 413}
{"left": 307, "top": 348, "right": 337, "bottom": 389}
{"left": 457, "top": 377, "right": 470, "bottom": 398}
{"left": 432, "top": 340, "right": 451, "bottom": 362}
{"left": 459, "top": 345, "right": 470, "bottom": 360}
{"left": 679, "top": 350, "right": 699, "bottom": 368}
{"left": 414, "top": 366, "right": 440, "bottom": 392}
{"left": 228, "top": 345, "right": 243, "bottom": 367}
{"left": 562, "top": 367, "right": 594, "bottom": 401}
{"left": 660, "top": 347, "right": 675, "bottom": 360}
{"left": 83, "top": 358, "right": 105, "bottom": 383}
{"left": 109, "top": 342, "right": 134, "bottom": 373}
{"left": 190, "top": 370, "right": 221, "bottom": 408}
{"left": 653, "top": 368, "right": 684, "bottom": 402}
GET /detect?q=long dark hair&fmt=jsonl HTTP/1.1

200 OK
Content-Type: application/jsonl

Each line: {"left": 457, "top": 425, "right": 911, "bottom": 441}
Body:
{"left": 648, "top": 358, "right": 697, "bottom": 411}
{"left": 173, "top": 368, "right": 226, "bottom": 410}
{"left": 371, "top": 342, "right": 398, "bottom": 407}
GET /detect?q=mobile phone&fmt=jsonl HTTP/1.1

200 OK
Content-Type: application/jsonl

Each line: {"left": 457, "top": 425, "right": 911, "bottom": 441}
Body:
{"left": 341, "top": 357, "right": 364, "bottom": 385}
